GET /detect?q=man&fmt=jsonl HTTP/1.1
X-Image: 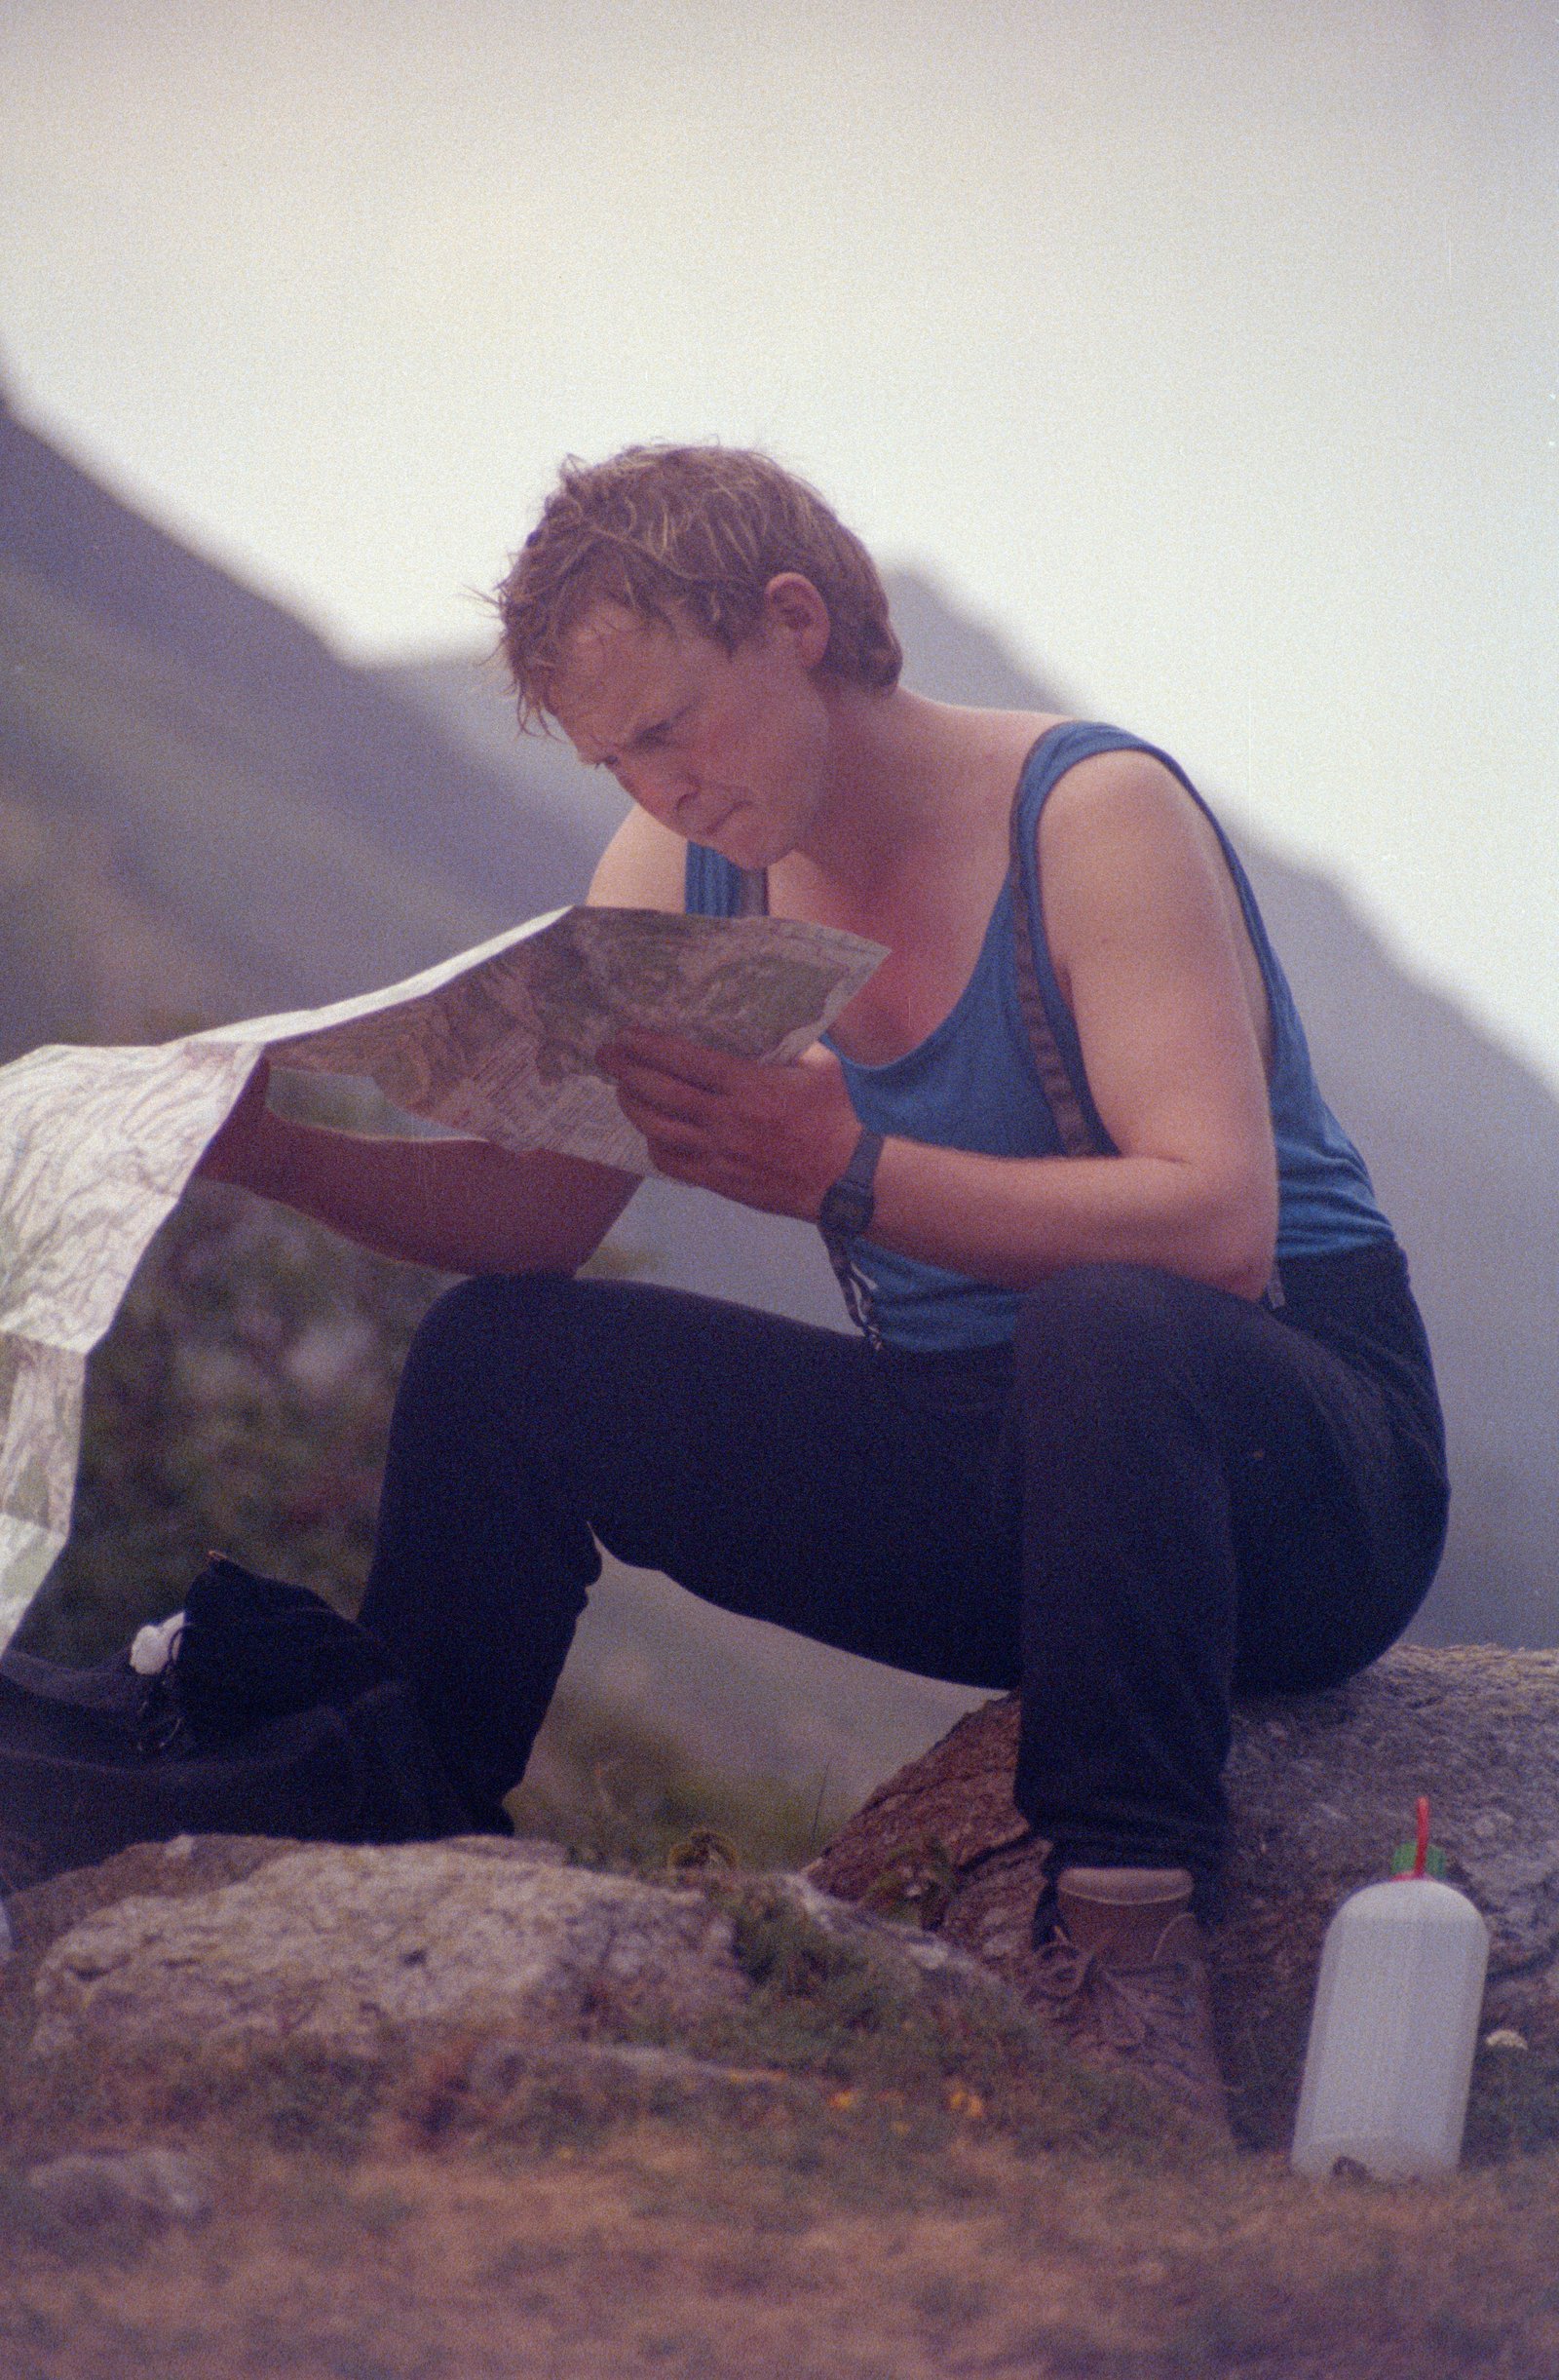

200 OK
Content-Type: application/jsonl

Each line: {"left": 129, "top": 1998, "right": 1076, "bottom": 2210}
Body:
{"left": 203, "top": 444, "right": 1448, "bottom": 2130}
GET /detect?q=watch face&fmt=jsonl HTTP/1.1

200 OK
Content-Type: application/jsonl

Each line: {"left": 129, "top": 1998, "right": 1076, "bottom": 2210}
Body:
{"left": 819, "top": 1177, "right": 874, "bottom": 1243}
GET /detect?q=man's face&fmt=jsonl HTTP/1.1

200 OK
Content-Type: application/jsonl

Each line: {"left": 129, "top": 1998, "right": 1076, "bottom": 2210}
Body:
{"left": 549, "top": 596, "right": 832, "bottom": 868}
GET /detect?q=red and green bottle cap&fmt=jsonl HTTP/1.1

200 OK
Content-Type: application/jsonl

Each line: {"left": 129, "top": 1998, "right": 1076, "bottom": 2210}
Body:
{"left": 1389, "top": 1793, "right": 1448, "bottom": 1879}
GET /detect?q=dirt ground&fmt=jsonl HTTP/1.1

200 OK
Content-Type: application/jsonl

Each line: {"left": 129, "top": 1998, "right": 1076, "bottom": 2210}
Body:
{"left": 5, "top": 2118, "right": 1559, "bottom": 2380}
{"left": 5, "top": 1848, "right": 1559, "bottom": 2379}
{"left": 4, "top": 2009, "right": 1559, "bottom": 2380}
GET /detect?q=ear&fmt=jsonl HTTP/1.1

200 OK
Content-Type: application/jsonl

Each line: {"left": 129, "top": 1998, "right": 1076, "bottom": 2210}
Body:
{"left": 760, "top": 573, "right": 831, "bottom": 670}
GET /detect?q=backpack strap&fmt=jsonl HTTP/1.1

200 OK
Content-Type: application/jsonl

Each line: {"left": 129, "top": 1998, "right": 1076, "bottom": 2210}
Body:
{"left": 1007, "top": 787, "right": 1104, "bottom": 1161}
{"left": 1008, "top": 770, "right": 1286, "bottom": 1310}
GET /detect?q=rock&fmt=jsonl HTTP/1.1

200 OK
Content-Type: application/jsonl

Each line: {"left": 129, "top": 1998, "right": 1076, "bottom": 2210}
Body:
{"left": 808, "top": 1646, "right": 1559, "bottom": 2144}
{"left": 19, "top": 1829, "right": 1018, "bottom": 2123}
{"left": 6, "top": 1833, "right": 308, "bottom": 1967}
{"left": 25, "top": 2145, "right": 211, "bottom": 2230}
{"left": 25, "top": 1648, "right": 1544, "bottom": 2153}
{"left": 30, "top": 1837, "right": 745, "bottom": 2057}
{"left": 458, "top": 2035, "right": 793, "bottom": 2113}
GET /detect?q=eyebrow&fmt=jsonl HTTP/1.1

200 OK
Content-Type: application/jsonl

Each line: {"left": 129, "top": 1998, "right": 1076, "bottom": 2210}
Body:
{"left": 595, "top": 702, "right": 692, "bottom": 769}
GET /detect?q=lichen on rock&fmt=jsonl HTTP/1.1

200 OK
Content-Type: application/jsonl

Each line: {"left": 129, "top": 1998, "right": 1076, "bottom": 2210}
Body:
{"left": 30, "top": 1836, "right": 748, "bottom": 2056}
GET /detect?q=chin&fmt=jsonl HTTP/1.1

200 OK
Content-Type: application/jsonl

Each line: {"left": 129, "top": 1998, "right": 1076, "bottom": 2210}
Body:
{"left": 710, "top": 810, "right": 778, "bottom": 870}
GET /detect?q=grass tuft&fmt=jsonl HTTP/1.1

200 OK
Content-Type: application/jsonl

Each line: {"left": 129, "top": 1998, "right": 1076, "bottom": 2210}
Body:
{"left": 1464, "top": 2035, "right": 1559, "bottom": 2163}
{"left": 0, "top": 2028, "right": 390, "bottom": 2170}
{"left": 509, "top": 1691, "right": 837, "bottom": 1874}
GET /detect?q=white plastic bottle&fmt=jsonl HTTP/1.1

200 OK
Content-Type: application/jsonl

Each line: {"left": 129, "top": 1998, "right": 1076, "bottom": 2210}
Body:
{"left": 1291, "top": 1798, "right": 1490, "bottom": 2180}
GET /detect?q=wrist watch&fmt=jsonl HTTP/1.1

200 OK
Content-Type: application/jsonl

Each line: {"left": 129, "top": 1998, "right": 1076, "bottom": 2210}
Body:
{"left": 818, "top": 1129, "right": 885, "bottom": 1344}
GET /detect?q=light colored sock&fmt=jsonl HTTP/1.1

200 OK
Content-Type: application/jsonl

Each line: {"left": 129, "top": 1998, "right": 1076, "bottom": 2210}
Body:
{"left": 1057, "top": 1864, "right": 1194, "bottom": 1906}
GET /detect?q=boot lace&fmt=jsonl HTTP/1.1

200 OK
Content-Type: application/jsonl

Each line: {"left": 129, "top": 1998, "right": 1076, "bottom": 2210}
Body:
{"left": 1027, "top": 1924, "right": 1219, "bottom": 2101}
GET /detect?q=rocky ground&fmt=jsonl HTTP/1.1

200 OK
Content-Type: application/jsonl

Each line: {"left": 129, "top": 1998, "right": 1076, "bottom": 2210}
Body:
{"left": 2, "top": 1828, "right": 1558, "bottom": 2380}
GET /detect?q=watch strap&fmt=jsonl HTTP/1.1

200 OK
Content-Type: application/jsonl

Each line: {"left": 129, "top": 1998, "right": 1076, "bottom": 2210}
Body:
{"left": 818, "top": 1129, "right": 885, "bottom": 1347}
{"left": 828, "top": 1127, "right": 883, "bottom": 1217}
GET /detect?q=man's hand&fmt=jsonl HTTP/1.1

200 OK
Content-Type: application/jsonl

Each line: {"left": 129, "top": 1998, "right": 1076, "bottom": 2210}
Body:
{"left": 599, "top": 1030, "right": 862, "bottom": 1217}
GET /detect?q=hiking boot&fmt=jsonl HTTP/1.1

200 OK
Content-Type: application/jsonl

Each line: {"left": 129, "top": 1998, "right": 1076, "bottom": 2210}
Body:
{"left": 1020, "top": 1865, "right": 1232, "bottom": 2138}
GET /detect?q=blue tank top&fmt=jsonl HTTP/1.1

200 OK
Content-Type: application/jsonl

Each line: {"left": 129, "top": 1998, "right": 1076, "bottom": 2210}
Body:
{"left": 686, "top": 720, "right": 1393, "bottom": 1352}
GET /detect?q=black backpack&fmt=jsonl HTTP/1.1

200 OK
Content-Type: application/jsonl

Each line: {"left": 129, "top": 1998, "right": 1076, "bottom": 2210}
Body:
{"left": 0, "top": 1556, "right": 475, "bottom": 1891}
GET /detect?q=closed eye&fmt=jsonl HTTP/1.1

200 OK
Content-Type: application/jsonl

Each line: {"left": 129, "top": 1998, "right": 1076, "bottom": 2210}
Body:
{"left": 630, "top": 703, "right": 695, "bottom": 757}
{"left": 594, "top": 703, "right": 693, "bottom": 773}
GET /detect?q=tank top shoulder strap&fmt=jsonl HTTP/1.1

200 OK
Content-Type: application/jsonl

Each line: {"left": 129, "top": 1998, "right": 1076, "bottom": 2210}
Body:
{"left": 683, "top": 842, "right": 768, "bottom": 917}
{"left": 1008, "top": 734, "right": 1106, "bottom": 1159}
{"left": 1007, "top": 722, "right": 1151, "bottom": 1160}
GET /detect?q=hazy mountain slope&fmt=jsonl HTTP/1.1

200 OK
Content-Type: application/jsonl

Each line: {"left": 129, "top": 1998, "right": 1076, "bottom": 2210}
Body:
{"left": 0, "top": 557, "right": 499, "bottom": 1045}
{"left": 560, "top": 1554, "right": 984, "bottom": 1807}
{"left": 387, "top": 595, "right": 1559, "bottom": 1651}
{"left": 382, "top": 648, "right": 625, "bottom": 873}
{"left": 0, "top": 400, "right": 579, "bottom": 1054}
{"left": 1239, "top": 849, "right": 1559, "bottom": 1644}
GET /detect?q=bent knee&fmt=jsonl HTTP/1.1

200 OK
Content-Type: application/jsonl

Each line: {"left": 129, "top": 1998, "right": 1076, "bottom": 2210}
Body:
{"left": 402, "top": 1268, "right": 580, "bottom": 1381}
{"left": 1012, "top": 1263, "right": 1235, "bottom": 1377}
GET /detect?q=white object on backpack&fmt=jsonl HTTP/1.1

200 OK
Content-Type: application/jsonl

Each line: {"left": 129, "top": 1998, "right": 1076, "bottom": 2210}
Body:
{"left": 129, "top": 1611, "right": 185, "bottom": 1676}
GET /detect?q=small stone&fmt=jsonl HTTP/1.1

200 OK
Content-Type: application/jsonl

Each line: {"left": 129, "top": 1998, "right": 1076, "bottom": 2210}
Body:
{"left": 1483, "top": 2027, "right": 1529, "bottom": 2052}
{"left": 26, "top": 2146, "right": 212, "bottom": 2230}
{"left": 162, "top": 1835, "right": 196, "bottom": 1860}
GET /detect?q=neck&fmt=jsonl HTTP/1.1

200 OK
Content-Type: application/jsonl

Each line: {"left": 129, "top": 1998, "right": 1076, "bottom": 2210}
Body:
{"left": 791, "top": 684, "right": 980, "bottom": 892}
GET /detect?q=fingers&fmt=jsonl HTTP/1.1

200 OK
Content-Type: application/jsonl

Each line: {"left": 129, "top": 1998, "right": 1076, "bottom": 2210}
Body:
{"left": 599, "top": 1030, "right": 751, "bottom": 1095}
{"left": 610, "top": 1066, "right": 771, "bottom": 1189}
{"left": 597, "top": 1029, "right": 855, "bottom": 1216}
{"left": 610, "top": 1082, "right": 704, "bottom": 1148}
{"left": 603, "top": 1051, "right": 718, "bottom": 1130}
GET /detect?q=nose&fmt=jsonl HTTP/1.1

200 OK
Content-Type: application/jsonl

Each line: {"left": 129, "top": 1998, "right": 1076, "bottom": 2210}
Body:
{"left": 616, "top": 753, "right": 697, "bottom": 825}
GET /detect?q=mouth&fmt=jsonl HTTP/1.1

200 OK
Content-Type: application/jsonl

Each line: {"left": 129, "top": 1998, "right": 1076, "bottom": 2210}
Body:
{"left": 679, "top": 799, "right": 740, "bottom": 845}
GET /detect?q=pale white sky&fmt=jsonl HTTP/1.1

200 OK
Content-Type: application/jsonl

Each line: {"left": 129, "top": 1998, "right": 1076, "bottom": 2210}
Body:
{"left": 3, "top": 0, "right": 1556, "bottom": 1090}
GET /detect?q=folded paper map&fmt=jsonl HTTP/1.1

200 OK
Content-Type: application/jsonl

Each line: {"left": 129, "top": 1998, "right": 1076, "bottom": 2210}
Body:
{"left": 0, "top": 904, "right": 885, "bottom": 1644}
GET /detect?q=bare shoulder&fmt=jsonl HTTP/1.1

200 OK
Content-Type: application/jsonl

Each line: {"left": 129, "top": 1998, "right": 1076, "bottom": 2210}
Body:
{"left": 1037, "top": 747, "right": 1245, "bottom": 973}
{"left": 1039, "top": 743, "right": 1193, "bottom": 832}
{"left": 1038, "top": 747, "right": 1227, "bottom": 901}
{"left": 1033, "top": 744, "right": 1275, "bottom": 1077}
{"left": 587, "top": 807, "right": 687, "bottom": 911}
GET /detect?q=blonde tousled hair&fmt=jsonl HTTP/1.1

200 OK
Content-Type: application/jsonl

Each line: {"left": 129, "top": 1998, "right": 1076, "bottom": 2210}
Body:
{"left": 494, "top": 444, "right": 902, "bottom": 726}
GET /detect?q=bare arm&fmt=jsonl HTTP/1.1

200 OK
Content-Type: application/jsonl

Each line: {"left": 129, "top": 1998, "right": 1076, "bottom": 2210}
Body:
{"left": 864, "top": 753, "right": 1279, "bottom": 1297}
{"left": 603, "top": 753, "right": 1279, "bottom": 1301}
{"left": 200, "top": 1085, "right": 641, "bottom": 1276}
{"left": 198, "top": 807, "right": 692, "bottom": 1274}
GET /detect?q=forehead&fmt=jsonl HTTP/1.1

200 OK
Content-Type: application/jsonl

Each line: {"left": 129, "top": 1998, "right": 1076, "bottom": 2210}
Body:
{"left": 549, "top": 601, "right": 722, "bottom": 760}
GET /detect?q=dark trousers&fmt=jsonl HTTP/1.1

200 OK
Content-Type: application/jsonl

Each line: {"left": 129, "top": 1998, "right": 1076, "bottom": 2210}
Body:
{"left": 359, "top": 1246, "right": 1449, "bottom": 1892}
